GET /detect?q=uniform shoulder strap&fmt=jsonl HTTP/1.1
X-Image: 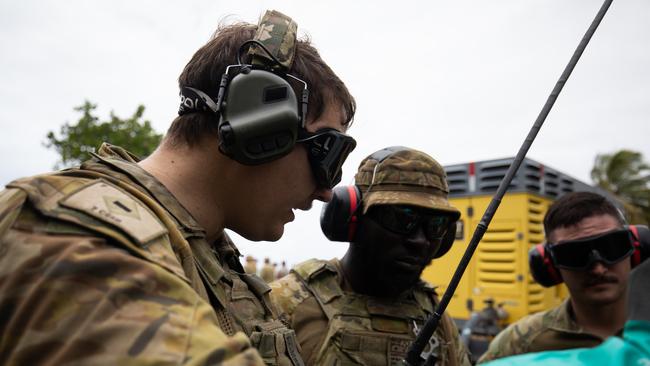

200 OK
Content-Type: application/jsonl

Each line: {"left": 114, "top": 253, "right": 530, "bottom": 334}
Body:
{"left": 292, "top": 258, "right": 331, "bottom": 280}
{"left": 291, "top": 259, "right": 343, "bottom": 320}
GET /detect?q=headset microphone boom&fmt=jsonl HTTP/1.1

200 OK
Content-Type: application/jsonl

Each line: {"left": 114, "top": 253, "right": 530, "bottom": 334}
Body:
{"left": 404, "top": 0, "right": 615, "bottom": 364}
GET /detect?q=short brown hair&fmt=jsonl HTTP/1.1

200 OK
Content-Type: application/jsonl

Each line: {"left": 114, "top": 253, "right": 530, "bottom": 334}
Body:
{"left": 165, "top": 22, "right": 355, "bottom": 147}
{"left": 544, "top": 191, "right": 624, "bottom": 240}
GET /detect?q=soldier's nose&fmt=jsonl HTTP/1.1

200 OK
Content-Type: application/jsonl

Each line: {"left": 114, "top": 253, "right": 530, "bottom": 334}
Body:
{"left": 589, "top": 261, "right": 608, "bottom": 275}
{"left": 406, "top": 225, "right": 429, "bottom": 246}
{"left": 313, "top": 186, "right": 333, "bottom": 203}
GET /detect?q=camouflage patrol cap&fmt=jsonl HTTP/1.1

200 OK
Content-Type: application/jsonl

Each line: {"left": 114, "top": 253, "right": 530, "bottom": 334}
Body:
{"left": 355, "top": 147, "right": 460, "bottom": 219}
{"left": 249, "top": 10, "right": 298, "bottom": 70}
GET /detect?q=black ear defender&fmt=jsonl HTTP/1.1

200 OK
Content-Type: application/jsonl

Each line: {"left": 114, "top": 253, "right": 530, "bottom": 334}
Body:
{"left": 178, "top": 10, "right": 308, "bottom": 165}
{"left": 216, "top": 44, "right": 308, "bottom": 165}
{"left": 529, "top": 225, "right": 650, "bottom": 287}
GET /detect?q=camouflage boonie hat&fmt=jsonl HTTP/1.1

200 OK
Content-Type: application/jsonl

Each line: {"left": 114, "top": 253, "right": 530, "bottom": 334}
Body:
{"left": 355, "top": 147, "right": 461, "bottom": 219}
{"left": 249, "top": 10, "right": 298, "bottom": 70}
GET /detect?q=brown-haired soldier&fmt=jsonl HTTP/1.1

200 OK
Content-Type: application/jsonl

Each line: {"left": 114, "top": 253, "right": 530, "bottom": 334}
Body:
{"left": 479, "top": 192, "right": 638, "bottom": 363}
{"left": 0, "top": 10, "right": 355, "bottom": 365}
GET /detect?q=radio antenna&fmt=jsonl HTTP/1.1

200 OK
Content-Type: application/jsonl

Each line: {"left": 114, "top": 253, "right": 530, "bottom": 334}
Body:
{"left": 405, "top": 0, "right": 614, "bottom": 364}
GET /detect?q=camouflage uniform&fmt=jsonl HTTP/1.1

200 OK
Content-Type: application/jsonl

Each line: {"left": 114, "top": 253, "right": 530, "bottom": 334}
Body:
{"left": 270, "top": 259, "right": 470, "bottom": 366}
{"left": 0, "top": 143, "right": 303, "bottom": 365}
{"left": 478, "top": 299, "right": 611, "bottom": 363}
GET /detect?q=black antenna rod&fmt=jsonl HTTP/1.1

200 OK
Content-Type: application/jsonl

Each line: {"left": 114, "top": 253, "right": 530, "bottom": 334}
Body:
{"left": 405, "top": 0, "right": 614, "bottom": 364}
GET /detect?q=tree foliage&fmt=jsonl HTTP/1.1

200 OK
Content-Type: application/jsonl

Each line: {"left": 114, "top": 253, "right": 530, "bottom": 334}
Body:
{"left": 591, "top": 149, "right": 650, "bottom": 224}
{"left": 45, "top": 100, "right": 162, "bottom": 168}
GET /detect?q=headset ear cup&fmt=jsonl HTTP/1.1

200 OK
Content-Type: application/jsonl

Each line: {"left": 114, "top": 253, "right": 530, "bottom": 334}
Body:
{"left": 528, "top": 244, "right": 563, "bottom": 287}
{"left": 218, "top": 70, "right": 301, "bottom": 165}
{"left": 434, "top": 221, "right": 457, "bottom": 258}
{"left": 628, "top": 225, "right": 650, "bottom": 267}
{"left": 320, "top": 186, "right": 361, "bottom": 242}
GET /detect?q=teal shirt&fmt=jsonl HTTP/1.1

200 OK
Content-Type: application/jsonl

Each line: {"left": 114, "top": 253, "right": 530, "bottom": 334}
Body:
{"left": 483, "top": 320, "right": 650, "bottom": 366}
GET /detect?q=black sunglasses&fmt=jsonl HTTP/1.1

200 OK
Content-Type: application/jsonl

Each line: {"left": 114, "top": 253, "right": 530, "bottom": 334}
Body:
{"left": 297, "top": 128, "right": 356, "bottom": 189}
{"left": 548, "top": 228, "right": 634, "bottom": 271}
{"left": 367, "top": 205, "right": 452, "bottom": 241}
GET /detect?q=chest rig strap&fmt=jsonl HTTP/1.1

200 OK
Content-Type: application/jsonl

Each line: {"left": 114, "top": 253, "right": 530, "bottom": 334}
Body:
{"left": 292, "top": 259, "right": 343, "bottom": 321}
{"left": 294, "top": 259, "right": 461, "bottom": 366}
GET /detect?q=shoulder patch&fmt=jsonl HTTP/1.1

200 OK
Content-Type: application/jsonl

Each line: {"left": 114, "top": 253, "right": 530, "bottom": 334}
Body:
{"left": 269, "top": 273, "right": 313, "bottom": 317}
{"left": 60, "top": 180, "right": 167, "bottom": 244}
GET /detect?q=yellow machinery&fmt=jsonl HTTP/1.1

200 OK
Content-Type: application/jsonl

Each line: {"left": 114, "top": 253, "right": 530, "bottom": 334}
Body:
{"left": 421, "top": 157, "right": 608, "bottom": 325}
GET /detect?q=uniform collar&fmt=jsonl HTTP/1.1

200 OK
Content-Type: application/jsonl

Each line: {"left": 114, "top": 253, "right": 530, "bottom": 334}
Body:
{"left": 548, "top": 299, "right": 583, "bottom": 333}
{"left": 548, "top": 298, "right": 624, "bottom": 339}
{"left": 87, "top": 143, "right": 206, "bottom": 237}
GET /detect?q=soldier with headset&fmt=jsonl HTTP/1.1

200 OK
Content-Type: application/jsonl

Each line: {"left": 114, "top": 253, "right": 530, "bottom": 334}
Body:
{"left": 0, "top": 10, "right": 356, "bottom": 365}
{"left": 478, "top": 191, "right": 650, "bottom": 363}
{"left": 270, "top": 147, "right": 471, "bottom": 366}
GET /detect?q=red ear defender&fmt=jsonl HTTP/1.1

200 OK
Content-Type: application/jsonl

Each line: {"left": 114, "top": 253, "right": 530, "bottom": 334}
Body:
{"left": 528, "top": 243, "right": 563, "bottom": 287}
{"left": 628, "top": 225, "right": 650, "bottom": 268}
{"left": 320, "top": 185, "right": 362, "bottom": 242}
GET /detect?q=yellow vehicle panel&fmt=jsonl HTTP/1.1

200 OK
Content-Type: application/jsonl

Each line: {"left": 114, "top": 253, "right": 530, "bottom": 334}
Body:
{"left": 422, "top": 192, "right": 567, "bottom": 324}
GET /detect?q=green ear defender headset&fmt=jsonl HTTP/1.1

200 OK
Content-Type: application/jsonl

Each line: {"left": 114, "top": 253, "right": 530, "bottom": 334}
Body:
{"left": 177, "top": 10, "right": 357, "bottom": 188}
{"left": 178, "top": 10, "right": 307, "bottom": 165}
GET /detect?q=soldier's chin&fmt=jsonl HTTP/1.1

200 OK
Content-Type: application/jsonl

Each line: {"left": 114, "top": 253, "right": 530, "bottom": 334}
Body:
{"left": 583, "top": 286, "right": 623, "bottom": 306}
{"left": 241, "top": 224, "right": 285, "bottom": 242}
{"left": 392, "top": 260, "right": 424, "bottom": 275}
{"left": 387, "top": 263, "right": 422, "bottom": 285}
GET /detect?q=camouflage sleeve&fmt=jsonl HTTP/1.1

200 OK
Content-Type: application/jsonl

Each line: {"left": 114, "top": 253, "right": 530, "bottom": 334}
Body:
{"left": 269, "top": 273, "right": 313, "bottom": 324}
{"left": 0, "top": 220, "right": 263, "bottom": 365}
{"left": 453, "top": 322, "right": 473, "bottom": 366}
{"left": 477, "top": 322, "right": 526, "bottom": 364}
{"left": 269, "top": 273, "right": 328, "bottom": 365}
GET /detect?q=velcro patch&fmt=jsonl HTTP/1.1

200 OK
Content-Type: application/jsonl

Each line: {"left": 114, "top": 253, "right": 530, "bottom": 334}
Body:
{"left": 60, "top": 180, "right": 167, "bottom": 244}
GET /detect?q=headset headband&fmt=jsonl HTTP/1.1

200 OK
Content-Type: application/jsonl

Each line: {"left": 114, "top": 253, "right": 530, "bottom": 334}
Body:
{"left": 249, "top": 10, "right": 298, "bottom": 71}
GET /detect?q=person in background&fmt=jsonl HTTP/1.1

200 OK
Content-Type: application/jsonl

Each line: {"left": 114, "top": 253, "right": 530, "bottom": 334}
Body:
{"left": 479, "top": 192, "right": 643, "bottom": 363}
{"left": 482, "top": 250, "right": 650, "bottom": 366}
{"left": 276, "top": 261, "right": 290, "bottom": 279}
{"left": 244, "top": 255, "right": 258, "bottom": 275}
{"left": 260, "top": 257, "right": 276, "bottom": 283}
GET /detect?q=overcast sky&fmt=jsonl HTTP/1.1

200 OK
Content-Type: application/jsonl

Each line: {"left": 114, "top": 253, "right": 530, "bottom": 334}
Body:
{"left": 1, "top": 0, "right": 648, "bottom": 267}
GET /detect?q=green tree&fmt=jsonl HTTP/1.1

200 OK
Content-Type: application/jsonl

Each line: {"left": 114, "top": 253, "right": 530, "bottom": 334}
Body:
{"left": 45, "top": 100, "right": 162, "bottom": 168}
{"left": 591, "top": 150, "right": 650, "bottom": 224}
